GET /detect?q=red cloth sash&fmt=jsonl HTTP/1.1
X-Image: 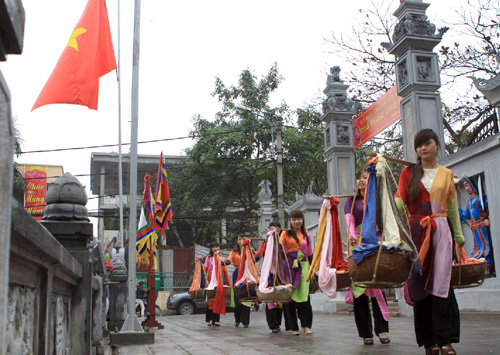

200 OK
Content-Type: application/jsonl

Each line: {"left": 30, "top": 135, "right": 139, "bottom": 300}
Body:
{"left": 411, "top": 212, "right": 446, "bottom": 272}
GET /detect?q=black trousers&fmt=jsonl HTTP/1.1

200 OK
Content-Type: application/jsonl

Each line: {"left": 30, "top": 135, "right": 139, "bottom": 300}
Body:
{"left": 234, "top": 303, "right": 250, "bottom": 326}
{"left": 265, "top": 304, "right": 283, "bottom": 330}
{"left": 353, "top": 293, "right": 389, "bottom": 338}
{"left": 413, "top": 287, "right": 460, "bottom": 348}
{"left": 283, "top": 297, "right": 313, "bottom": 331}
{"left": 205, "top": 308, "right": 220, "bottom": 323}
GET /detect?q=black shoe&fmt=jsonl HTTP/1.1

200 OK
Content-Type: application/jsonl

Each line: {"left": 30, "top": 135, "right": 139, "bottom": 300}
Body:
{"left": 234, "top": 322, "right": 240, "bottom": 327}
{"left": 244, "top": 325, "right": 249, "bottom": 328}
{"left": 272, "top": 328, "right": 279, "bottom": 333}
{"left": 213, "top": 322, "right": 220, "bottom": 327}
{"left": 378, "top": 334, "right": 390, "bottom": 344}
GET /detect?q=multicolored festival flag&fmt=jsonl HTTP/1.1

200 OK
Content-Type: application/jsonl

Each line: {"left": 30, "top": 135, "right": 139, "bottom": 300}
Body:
{"left": 136, "top": 174, "right": 158, "bottom": 269}
{"left": 352, "top": 86, "right": 402, "bottom": 149}
{"left": 32, "top": 0, "right": 116, "bottom": 111}
{"left": 154, "top": 152, "right": 173, "bottom": 233}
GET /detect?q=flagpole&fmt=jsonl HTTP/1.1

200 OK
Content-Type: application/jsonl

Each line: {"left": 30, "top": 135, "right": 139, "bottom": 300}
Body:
{"left": 121, "top": 0, "right": 143, "bottom": 332}
{"left": 117, "top": 0, "right": 124, "bottom": 252}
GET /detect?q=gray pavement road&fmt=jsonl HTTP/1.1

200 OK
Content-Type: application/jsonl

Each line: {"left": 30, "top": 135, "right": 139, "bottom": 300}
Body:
{"left": 115, "top": 311, "right": 499, "bottom": 354}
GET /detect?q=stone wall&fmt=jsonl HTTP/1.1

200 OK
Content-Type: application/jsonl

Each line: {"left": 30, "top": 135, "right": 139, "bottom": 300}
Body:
{"left": 8, "top": 199, "right": 82, "bottom": 353}
{"left": 441, "top": 133, "right": 500, "bottom": 311}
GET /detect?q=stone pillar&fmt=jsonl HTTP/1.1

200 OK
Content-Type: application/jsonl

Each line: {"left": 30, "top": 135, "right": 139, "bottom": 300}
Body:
{"left": 384, "top": 0, "right": 448, "bottom": 162}
{"left": 40, "top": 173, "right": 94, "bottom": 355}
{"left": 108, "top": 249, "right": 128, "bottom": 331}
{"left": 257, "top": 180, "right": 275, "bottom": 236}
{"left": 0, "top": 72, "right": 13, "bottom": 355}
{"left": 0, "top": 1, "right": 24, "bottom": 353}
{"left": 321, "top": 66, "right": 356, "bottom": 196}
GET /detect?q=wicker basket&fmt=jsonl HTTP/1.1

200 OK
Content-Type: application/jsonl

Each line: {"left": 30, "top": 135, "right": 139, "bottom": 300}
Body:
{"left": 309, "top": 278, "right": 320, "bottom": 294}
{"left": 451, "top": 260, "right": 486, "bottom": 288}
{"left": 336, "top": 270, "right": 351, "bottom": 291}
{"left": 234, "top": 283, "right": 258, "bottom": 301}
{"left": 188, "top": 289, "right": 205, "bottom": 302}
{"left": 257, "top": 284, "right": 293, "bottom": 303}
{"left": 205, "top": 286, "right": 232, "bottom": 300}
{"left": 348, "top": 251, "right": 411, "bottom": 289}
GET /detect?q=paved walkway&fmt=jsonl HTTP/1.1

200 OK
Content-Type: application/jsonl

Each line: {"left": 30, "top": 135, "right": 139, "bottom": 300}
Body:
{"left": 114, "top": 311, "right": 499, "bottom": 354}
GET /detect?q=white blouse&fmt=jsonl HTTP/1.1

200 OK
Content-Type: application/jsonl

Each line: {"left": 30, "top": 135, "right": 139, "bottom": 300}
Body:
{"left": 421, "top": 167, "right": 439, "bottom": 192}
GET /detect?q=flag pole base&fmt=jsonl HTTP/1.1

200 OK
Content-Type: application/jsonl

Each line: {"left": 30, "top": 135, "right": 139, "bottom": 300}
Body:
{"left": 142, "top": 314, "right": 164, "bottom": 329}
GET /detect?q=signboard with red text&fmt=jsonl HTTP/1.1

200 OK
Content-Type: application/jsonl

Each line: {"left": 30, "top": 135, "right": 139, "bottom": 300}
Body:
{"left": 353, "top": 86, "right": 402, "bottom": 149}
{"left": 24, "top": 165, "right": 48, "bottom": 221}
{"left": 21, "top": 165, "right": 64, "bottom": 221}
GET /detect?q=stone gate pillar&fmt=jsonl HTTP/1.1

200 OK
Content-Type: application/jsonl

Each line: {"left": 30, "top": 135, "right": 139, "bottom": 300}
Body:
{"left": 384, "top": 0, "right": 448, "bottom": 161}
{"left": 40, "top": 173, "right": 94, "bottom": 354}
{"left": 321, "top": 66, "right": 356, "bottom": 196}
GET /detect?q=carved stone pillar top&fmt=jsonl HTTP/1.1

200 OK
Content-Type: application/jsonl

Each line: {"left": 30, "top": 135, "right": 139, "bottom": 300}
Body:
{"left": 257, "top": 180, "right": 274, "bottom": 205}
{"left": 40, "top": 173, "right": 93, "bottom": 249}
{"left": 383, "top": 0, "right": 448, "bottom": 56}
{"left": 321, "top": 67, "right": 356, "bottom": 122}
{"left": 43, "top": 172, "right": 89, "bottom": 221}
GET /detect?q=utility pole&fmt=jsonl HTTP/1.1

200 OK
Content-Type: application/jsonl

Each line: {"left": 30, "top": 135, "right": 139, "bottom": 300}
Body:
{"left": 276, "top": 120, "right": 285, "bottom": 227}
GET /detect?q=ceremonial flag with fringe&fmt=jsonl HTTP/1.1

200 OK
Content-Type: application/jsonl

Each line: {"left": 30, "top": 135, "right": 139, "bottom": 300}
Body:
{"left": 32, "top": 0, "right": 116, "bottom": 111}
{"left": 154, "top": 152, "right": 173, "bottom": 233}
{"left": 136, "top": 174, "right": 158, "bottom": 269}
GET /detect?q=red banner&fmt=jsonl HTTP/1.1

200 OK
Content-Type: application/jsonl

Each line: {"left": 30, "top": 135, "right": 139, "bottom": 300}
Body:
{"left": 24, "top": 166, "right": 48, "bottom": 221}
{"left": 353, "top": 86, "right": 402, "bottom": 149}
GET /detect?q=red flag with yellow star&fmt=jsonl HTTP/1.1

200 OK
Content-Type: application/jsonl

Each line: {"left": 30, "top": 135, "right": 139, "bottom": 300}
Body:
{"left": 32, "top": 0, "right": 116, "bottom": 111}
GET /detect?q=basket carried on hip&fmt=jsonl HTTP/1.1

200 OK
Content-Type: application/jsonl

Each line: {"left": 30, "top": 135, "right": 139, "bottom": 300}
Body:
{"left": 206, "top": 286, "right": 232, "bottom": 300}
{"left": 336, "top": 270, "right": 351, "bottom": 291}
{"left": 348, "top": 155, "right": 419, "bottom": 289}
{"left": 451, "top": 243, "right": 486, "bottom": 289}
{"left": 234, "top": 282, "right": 258, "bottom": 301}
{"left": 257, "top": 229, "right": 293, "bottom": 303}
{"left": 348, "top": 251, "right": 412, "bottom": 289}
{"left": 451, "top": 261, "right": 486, "bottom": 288}
{"left": 257, "top": 284, "right": 293, "bottom": 303}
{"left": 188, "top": 289, "right": 205, "bottom": 302}
{"left": 188, "top": 258, "right": 207, "bottom": 302}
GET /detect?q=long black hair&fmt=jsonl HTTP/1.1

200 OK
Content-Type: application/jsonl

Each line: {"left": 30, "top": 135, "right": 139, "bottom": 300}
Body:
{"left": 232, "top": 234, "right": 244, "bottom": 255}
{"left": 408, "top": 129, "right": 440, "bottom": 206}
{"left": 288, "top": 209, "right": 310, "bottom": 245}
{"left": 355, "top": 169, "right": 366, "bottom": 200}
{"left": 208, "top": 241, "right": 220, "bottom": 257}
{"left": 268, "top": 221, "right": 282, "bottom": 237}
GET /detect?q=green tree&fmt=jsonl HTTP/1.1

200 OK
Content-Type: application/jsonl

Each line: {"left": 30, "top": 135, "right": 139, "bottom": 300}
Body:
{"left": 174, "top": 64, "right": 327, "bottom": 246}
{"left": 282, "top": 107, "right": 327, "bottom": 199}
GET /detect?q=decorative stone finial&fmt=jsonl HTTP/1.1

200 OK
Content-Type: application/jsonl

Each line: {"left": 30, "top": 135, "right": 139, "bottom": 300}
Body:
{"left": 257, "top": 180, "right": 273, "bottom": 204}
{"left": 327, "top": 66, "right": 343, "bottom": 84}
{"left": 42, "top": 172, "right": 89, "bottom": 221}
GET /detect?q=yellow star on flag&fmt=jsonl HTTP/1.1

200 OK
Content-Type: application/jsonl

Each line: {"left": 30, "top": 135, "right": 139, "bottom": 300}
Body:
{"left": 67, "top": 28, "right": 87, "bottom": 51}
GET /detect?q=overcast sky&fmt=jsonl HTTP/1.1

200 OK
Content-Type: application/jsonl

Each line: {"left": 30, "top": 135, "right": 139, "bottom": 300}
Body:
{"left": 0, "top": 0, "right": 472, "bottom": 228}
